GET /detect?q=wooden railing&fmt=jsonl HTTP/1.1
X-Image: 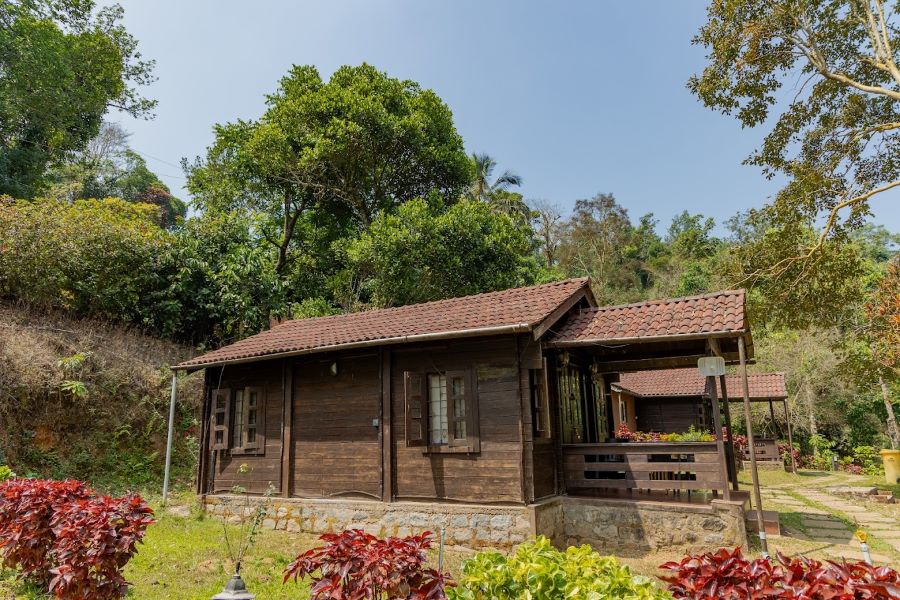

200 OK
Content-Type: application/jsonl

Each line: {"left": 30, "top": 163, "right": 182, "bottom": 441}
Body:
{"left": 563, "top": 442, "right": 728, "bottom": 495}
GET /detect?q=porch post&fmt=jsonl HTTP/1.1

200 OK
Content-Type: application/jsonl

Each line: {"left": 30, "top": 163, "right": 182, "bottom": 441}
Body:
{"left": 717, "top": 375, "right": 739, "bottom": 492}
{"left": 281, "top": 359, "right": 294, "bottom": 498}
{"left": 784, "top": 399, "right": 797, "bottom": 473}
{"left": 707, "top": 376, "right": 731, "bottom": 501}
{"left": 739, "top": 336, "right": 769, "bottom": 556}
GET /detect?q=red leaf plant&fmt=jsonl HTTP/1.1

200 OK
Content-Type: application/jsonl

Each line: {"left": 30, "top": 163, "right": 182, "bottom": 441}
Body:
{"left": 283, "top": 528, "right": 452, "bottom": 599}
{"left": 660, "top": 547, "right": 900, "bottom": 599}
{"left": 0, "top": 478, "right": 94, "bottom": 585}
{"left": 48, "top": 494, "right": 155, "bottom": 600}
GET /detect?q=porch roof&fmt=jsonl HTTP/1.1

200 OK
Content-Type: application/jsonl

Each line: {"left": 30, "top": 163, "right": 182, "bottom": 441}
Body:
{"left": 546, "top": 289, "right": 753, "bottom": 372}
{"left": 613, "top": 368, "right": 788, "bottom": 400}
{"left": 548, "top": 289, "right": 747, "bottom": 346}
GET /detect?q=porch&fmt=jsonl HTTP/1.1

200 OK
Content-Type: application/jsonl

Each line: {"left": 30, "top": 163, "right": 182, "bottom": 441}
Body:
{"left": 543, "top": 291, "right": 763, "bottom": 514}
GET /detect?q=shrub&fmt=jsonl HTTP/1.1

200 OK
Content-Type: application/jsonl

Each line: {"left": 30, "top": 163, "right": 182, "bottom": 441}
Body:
{"left": 0, "top": 479, "right": 94, "bottom": 584}
{"left": 283, "top": 529, "right": 451, "bottom": 599}
{"left": 660, "top": 547, "right": 900, "bottom": 599}
{"left": 49, "top": 494, "right": 154, "bottom": 600}
{"left": 851, "top": 445, "right": 884, "bottom": 476}
{"left": 0, "top": 466, "right": 14, "bottom": 482}
{"left": 449, "top": 536, "right": 671, "bottom": 599}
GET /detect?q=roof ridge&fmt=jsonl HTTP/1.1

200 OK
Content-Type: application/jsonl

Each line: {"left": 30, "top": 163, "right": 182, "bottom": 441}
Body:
{"left": 579, "top": 289, "right": 745, "bottom": 313}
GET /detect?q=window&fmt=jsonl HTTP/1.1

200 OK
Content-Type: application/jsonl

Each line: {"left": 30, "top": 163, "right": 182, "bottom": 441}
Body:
{"left": 405, "top": 370, "right": 479, "bottom": 452}
{"left": 209, "top": 386, "right": 265, "bottom": 454}
{"left": 531, "top": 365, "right": 551, "bottom": 439}
{"left": 619, "top": 397, "right": 628, "bottom": 425}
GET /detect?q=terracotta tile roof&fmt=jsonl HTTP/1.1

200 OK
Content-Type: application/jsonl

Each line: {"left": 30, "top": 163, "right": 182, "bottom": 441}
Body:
{"left": 549, "top": 290, "right": 747, "bottom": 345}
{"left": 175, "top": 278, "right": 591, "bottom": 369}
{"left": 614, "top": 368, "right": 787, "bottom": 400}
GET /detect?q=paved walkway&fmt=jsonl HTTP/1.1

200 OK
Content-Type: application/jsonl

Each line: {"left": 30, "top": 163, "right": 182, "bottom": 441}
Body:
{"left": 757, "top": 473, "right": 900, "bottom": 565}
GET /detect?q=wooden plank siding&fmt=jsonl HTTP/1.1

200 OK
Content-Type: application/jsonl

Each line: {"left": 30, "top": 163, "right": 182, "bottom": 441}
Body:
{"left": 392, "top": 336, "right": 527, "bottom": 504}
{"left": 292, "top": 352, "right": 382, "bottom": 499}
{"left": 210, "top": 361, "right": 284, "bottom": 494}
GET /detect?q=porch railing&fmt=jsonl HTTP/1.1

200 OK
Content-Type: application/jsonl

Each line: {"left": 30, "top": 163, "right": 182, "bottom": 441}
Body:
{"left": 563, "top": 442, "right": 727, "bottom": 496}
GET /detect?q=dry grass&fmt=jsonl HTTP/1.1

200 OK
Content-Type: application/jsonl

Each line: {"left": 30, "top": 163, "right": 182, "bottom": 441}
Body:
{"left": 0, "top": 302, "right": 202, "bottom": 491}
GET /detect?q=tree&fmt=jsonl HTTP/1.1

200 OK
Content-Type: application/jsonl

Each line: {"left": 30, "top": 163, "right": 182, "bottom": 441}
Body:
{"left": 0, "top": 1, "right": 155, "bottom": 197}
{"left": 467, "top": 153, "right": 522, "bottom": 202}
{"left": 347, "top": 198, "right": 536, "bottom": 307}
{"left": 865, "top": 257, "right": 900, "bottom": 448}
{"left": 186, "top": 63, "right": 472, "bottom": 277}
{"left": 531, "top": 199, "right": 563, "bottom": 268}
{"left": 691, "top": 0, "right": 900, "bottom": 284}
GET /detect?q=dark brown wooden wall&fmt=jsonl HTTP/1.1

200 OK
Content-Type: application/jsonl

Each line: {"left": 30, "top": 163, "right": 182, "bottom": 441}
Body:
{"left": 635, "top": 396, "right": 706, "bottom": 433}
{"left": 209, "top": 361, "right": 284, "bottom": 494}
{"left": 292, "top": 353, "right": 382, "bottom": 499}
{"left": 391, "top": 336, "right": 528, "bottom": 504}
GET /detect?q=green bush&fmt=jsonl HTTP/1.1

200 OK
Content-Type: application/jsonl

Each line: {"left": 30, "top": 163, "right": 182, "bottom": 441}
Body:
{"left": 851, "top": 445, "right": 884, "bottom": 476}
{"left": 448, "top": 536, "right": 672, "bottom": 599}
{"left": 0, "top": 466, "right": 15, "bottom": 482}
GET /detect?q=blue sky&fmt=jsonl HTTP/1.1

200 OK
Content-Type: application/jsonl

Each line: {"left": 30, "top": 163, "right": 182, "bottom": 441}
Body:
{"left": 114, "top": 0, "right": 899, "bottom": 234}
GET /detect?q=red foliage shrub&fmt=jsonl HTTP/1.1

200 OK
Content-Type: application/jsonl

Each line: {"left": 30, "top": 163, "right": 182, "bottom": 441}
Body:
{"left": 283, "top": 529, "right": 451, "bottom": 599}
{"left": 49, "top": 494, "right": 154, "bottom": 600}
{"left": 660, "top": 547, "right": 900, "bottom": 599}
{"left": 0, "top": 479, "right": 94, "bottom": 584}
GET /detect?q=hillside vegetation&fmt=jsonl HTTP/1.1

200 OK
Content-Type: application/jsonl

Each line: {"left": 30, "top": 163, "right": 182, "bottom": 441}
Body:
{"left": 0, "top": 303, "right": 202, "bottom": 492}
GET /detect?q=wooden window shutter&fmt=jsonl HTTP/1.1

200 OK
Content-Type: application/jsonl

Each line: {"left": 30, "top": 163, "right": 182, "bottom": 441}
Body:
{"left": 211, "top": 388, "right": 231, "bottom": 451}
{"left": 242, "top": 386, "right": 265, "bottom": 453}
{"left": 465, "top": 369, "right": 480, "bottom": 452}
{"left": 404, "top": 372, "right": 427, "bottom": 447}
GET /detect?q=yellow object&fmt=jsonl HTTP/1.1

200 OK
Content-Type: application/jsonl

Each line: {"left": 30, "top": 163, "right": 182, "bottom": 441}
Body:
{"left": 881, "top": 449, "right": 900, "bottom": 485}
{"left": 854, "top": 530, "right": 868, "bottom": 544}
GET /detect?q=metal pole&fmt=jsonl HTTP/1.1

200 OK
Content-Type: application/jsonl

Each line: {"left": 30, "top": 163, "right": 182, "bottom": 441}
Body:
{"left": 784, "top": 399, "right": 797, "bottom": 473}
{"left": 738, "top": 337, "right": 768, "bottom": 557}
{"left": 163, "top": 372, "right": 178, "bottom": 504}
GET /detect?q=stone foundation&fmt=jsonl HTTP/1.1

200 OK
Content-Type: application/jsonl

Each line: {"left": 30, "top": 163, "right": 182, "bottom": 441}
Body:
{"left": 204, "top": 494, "right": 748, "bottom": 552}
{"left": 204, "top": 495, "right": 534, "bottom": 550}
{"left": 533, "top": 496, "right": 748, "bottom": 552}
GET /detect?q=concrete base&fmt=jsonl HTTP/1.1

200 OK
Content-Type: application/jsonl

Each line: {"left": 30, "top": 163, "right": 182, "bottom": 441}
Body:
{"left": 204, "top": 493, "right": 749, "bottom": 552}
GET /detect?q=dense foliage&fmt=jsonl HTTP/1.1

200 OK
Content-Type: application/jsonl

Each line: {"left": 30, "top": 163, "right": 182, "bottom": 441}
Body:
{"left": 48, "top": 493, "right": 154, "bottom": 600}
{"left": 0, "top": 479, "right": 94, "bottom": 585}
{"left": 660, "top": 547, "right": 900, "bottom": 599}
{"left": 448, "top": 536, "right": 671, "bottom": 600}
{"left": 0, "top": 478, "right": 153, "bottom": 599}
{"left": 0, "top": 0, "right": 155, "bottom": 198}
{"left": 283, "top": 529, "right": 450, "bottom": 600}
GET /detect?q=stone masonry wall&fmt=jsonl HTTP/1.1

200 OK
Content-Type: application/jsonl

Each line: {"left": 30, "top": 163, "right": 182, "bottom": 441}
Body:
{"left": 205, "top": 494, "right": 747, "bottom": 553}
{"left": 205, "top": 495, "right": 534, "bottom": 551}
{"left": 533, "top": 496, "right": 748, "bottom": 552}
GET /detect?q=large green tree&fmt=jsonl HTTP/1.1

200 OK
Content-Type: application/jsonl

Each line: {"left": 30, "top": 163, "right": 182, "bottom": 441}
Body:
{"left": 348, "top": 198, "right": 536, "bottom": 307}
{"left": 0, "top": 0, "right": 155, "bottom": 197}
{"left": 186, "top": 63, "right": 472, "bottom": 278}
{"left": 691, "top": 0, "right": 900, "bottom": 307}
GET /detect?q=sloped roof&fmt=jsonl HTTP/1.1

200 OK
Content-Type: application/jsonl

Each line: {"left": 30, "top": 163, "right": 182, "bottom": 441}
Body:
{"left": 175, "top": 278, "right": 591, "bottom": 370}
{"left": 613, "top": 368, "right": 787, "bottom": 400}
{"left": 548, "top": 290, "right": 746, "bottom": 345}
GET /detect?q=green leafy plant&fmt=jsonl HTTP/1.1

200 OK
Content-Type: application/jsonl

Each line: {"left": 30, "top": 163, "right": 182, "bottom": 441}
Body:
{"left": 0, "top": 467, "right": 14, "bottom": 482}
{"left": 448, "top": 536, "right": 671, "bottom": 599}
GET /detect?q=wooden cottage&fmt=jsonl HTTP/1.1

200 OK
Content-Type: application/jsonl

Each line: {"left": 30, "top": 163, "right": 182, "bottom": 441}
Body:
{"left": 174, "top": 279, "right": 761, "bottom": 551}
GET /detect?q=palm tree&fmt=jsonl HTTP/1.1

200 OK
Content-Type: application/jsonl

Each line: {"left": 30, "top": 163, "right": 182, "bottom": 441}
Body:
{"left": 467, "top": 153, "right": 522, "bottom": 202}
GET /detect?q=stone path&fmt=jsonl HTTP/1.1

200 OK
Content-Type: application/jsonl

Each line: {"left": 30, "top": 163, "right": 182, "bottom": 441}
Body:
{"left": 757, "top": 473, "right": 900, "bottom": 565}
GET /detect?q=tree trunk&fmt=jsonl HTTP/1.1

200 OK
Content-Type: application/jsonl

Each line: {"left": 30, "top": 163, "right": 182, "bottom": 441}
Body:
{"left": 879, "top": 375, "right": 899, "bottom": 450}
{"left": 805, "top": 380, "right": 819, "bottom": 455}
